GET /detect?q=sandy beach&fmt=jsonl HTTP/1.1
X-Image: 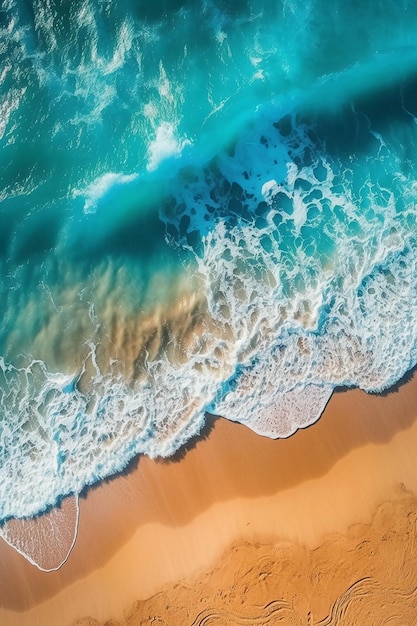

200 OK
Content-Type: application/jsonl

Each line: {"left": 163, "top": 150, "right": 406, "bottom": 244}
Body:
{"left": 1, "top": 374, "right": 417, "bottom": 625}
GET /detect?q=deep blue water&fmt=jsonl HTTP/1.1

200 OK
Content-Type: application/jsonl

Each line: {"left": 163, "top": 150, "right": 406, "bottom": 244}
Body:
{"left": 2, "top": 0, "right": 417, "bottom": 521}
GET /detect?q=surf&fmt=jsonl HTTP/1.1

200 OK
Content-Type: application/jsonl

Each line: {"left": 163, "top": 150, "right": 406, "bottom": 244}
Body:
{"left": 1, "top": 0, "right": 417, "bottom": 525}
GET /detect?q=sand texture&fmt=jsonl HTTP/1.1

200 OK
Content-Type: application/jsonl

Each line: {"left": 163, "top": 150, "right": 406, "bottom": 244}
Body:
{"left": 76, "top": 490, "right": 417, "bottom": 625}
{"left": 1, "top": 374, "right": 417, "bottom": 625}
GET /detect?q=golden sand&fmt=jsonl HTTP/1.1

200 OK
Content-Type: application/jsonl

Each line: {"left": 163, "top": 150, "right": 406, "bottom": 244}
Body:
{"left": 1, "top": 374, "right": 417, "bottom": 625}
{"left": 84, "top": 491, "right": 417, "bottom": 625}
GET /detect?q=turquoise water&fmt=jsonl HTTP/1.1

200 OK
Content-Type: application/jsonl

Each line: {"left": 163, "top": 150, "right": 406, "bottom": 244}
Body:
{"left": 2, "top": 0, "right": 417, "bottom": 521}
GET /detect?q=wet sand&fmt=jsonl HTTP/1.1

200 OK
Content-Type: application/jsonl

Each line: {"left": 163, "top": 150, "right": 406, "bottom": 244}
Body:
{"left": 1, "top": 373, "right": 417, "bottom": 625}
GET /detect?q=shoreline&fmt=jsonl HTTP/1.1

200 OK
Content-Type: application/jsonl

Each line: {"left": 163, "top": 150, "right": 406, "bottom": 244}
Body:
{"left": 1, "top": 374, "right": 417, "bottom": 623}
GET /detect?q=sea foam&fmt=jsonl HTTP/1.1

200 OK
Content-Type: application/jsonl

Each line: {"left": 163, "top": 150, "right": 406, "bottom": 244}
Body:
{"left": 146, "top": 122, "right": 191, "bottom": 172}
{"left": 0, "top": 496, "right": 79, "bottom": 571}
{"left": 74, "top": 172, "right": 139, "bottom": 213}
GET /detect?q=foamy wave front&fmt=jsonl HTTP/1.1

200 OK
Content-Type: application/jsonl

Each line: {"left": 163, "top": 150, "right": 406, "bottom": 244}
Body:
{"left": 0, "top": 496, "right": 79, "bottom": 571}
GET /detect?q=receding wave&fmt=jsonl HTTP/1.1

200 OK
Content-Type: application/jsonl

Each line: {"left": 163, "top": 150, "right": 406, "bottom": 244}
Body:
{"left": 0, "top": 495, "right": 79, "bottom": 571}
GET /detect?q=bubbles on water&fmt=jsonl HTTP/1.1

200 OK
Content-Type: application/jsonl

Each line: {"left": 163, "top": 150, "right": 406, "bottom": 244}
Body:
{"left": 219, "top": 383, "right": 333, "bottom": 439}
{"left": 0, "top": 495, "right": 79, "bottom": 571}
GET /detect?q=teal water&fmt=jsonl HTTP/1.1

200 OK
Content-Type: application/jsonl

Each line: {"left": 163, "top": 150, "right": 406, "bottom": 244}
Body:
{"left": 2, "top": 0, "right": 417, "bottom": 522}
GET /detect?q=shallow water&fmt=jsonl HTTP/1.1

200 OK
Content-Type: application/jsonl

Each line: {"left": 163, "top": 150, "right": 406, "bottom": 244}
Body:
{"left": 1, "top": 0, "right": 417, "bottom": 521}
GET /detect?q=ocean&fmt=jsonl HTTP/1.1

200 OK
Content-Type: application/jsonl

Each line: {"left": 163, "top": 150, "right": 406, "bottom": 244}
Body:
{"left": 1, "top": 0, "right": 417, "bottom": 524}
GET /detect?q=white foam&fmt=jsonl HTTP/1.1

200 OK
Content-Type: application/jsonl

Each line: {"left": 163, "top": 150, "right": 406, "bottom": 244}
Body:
{"left": 146, "top": 122, "right": 191, "bottom": 172}
{"left": 218, "top": 384, "right": 333, "bottom": 439}
{"left": 261, "top": 179, "right": 280, "bottom": 201}
{"left": 0, "top": 496, "right": 79, "bottom": 572}
{"left": 0, "top": 85, "right": 23, "bottom": 142}
{"left": 103, "top": 19, "right": 134, "bottom": 75}
{"left": 0, "top": 342, "right": 219, "bottom": 520}
{"left": 74, "top": 171, "right": 138, "bottom": 213}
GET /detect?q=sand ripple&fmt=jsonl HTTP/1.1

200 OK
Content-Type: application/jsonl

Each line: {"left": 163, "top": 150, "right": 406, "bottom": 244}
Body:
{"left": 74, "top": 490, "right": 417, "bottom": 626}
